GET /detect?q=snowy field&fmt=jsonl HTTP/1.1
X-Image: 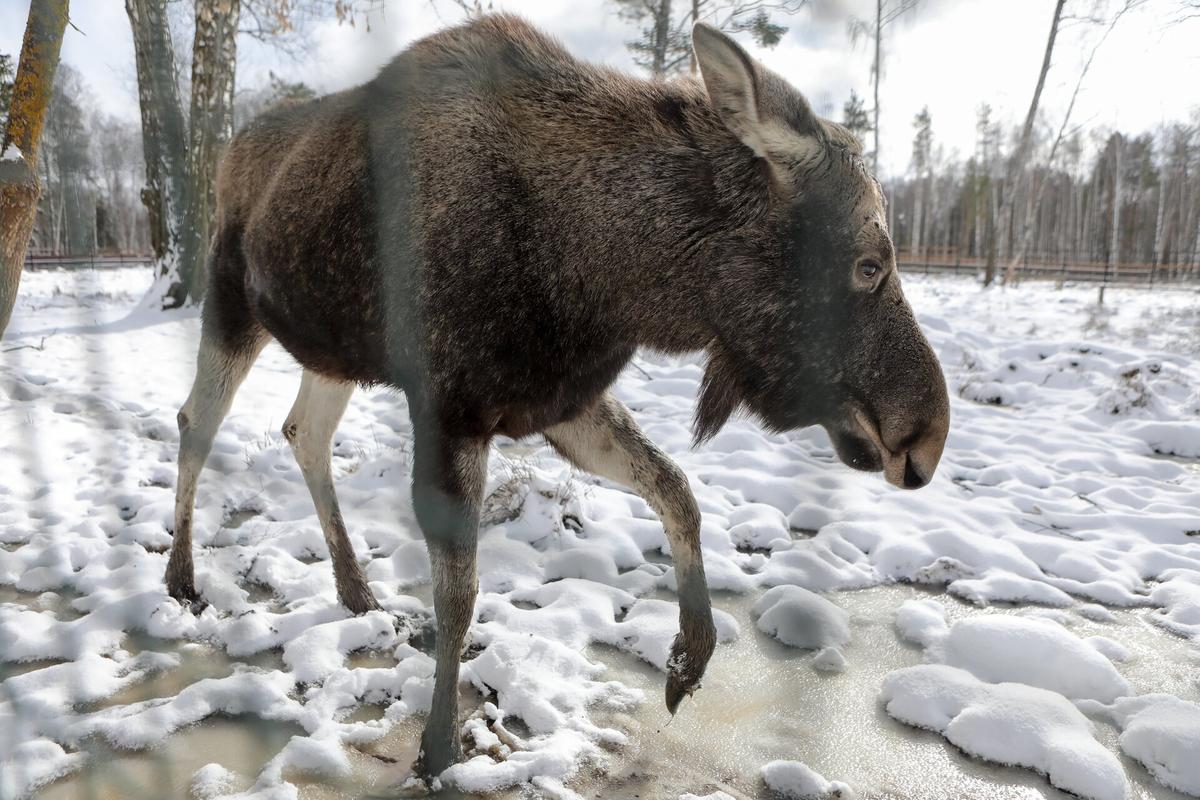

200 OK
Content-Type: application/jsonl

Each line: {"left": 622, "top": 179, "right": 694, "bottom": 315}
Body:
{"left": 0, "top": 266, "right": 1198, "bottom": 800}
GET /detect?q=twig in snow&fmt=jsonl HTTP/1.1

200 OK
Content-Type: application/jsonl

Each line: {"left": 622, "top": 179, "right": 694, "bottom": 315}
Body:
{"left": 2, "top": 336, "right": 47, "bottom": 353}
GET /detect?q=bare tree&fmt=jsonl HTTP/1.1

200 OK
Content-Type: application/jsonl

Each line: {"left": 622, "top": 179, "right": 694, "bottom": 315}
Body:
{"left": 988, "top": 0, "right": 1064, "bottom": 285}
{"left": 615, "top": 0, "right": 805, "bottom": 79}
{"left": 0, "top": 0, "right": 69, "bottom": 339}
{"left": 847, "top": 0, "right": 919, "bottom": 175}
{"left": 36, "top": 64, "right": 95, "bottom": 255}
{"left": 1001, "top": 0, "right": 1136, "bottom": 285}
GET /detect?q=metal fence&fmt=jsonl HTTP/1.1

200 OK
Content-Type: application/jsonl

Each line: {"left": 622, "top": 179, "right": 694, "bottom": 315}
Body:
{"left": 22, "top": 250, "right": 1200, "bottom": 288}
{"left": 22, "top": 253, "right": 155, "bottom": 271}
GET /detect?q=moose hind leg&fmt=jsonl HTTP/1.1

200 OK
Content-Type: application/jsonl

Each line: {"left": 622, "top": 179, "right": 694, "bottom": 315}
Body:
{"left": 283, "top": 370, "right": 380, "bottom": 614}
{"left": 411, "top": 420, "right": 489, "bottom": 778}
{"left": 169, "top": 329, "right": 266, "bottom": 604}
{"left": 545, "top": 392, "right": 716, "bottom": 713}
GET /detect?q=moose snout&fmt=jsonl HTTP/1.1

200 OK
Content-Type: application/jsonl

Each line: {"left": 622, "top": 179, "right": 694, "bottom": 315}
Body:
{"left": 897, "top": 415, "right": 949, "bottom": 489}
{"left": 853, "top": 409, "right": 948, "bottom": 490}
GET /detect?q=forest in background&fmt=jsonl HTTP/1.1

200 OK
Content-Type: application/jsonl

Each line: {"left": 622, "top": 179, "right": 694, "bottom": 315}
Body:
{"left": 2, "top": 0, "right": 1198, "bottom": 286}
{"left": 882, "top": 103, "right": 1200, "bottom": 282}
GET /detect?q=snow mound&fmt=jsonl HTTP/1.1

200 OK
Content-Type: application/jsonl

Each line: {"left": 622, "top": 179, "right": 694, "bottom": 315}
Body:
{"left": 811, "top": 647, "right": 847, "bottom": 673}
{"left": 894, "top": 598, "right": 948, "bottom": 648}
{"left": 933, "top": 614, "right": 1130, "bottom": 702}
{"left": 880, "top": 665, "right": 1128, "bottom": 800}
{"left": 752, "top": 585, "right": 850, "bottom": 650}
{"left": 1079, "top": 694, "right": 1200, "bottom": 797}
{"left": 761, "top": 759, "right": 853, "bottom": 799}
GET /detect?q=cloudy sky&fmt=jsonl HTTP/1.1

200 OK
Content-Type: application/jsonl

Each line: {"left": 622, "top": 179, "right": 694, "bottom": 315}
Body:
{"left": 1, "top": 0, "right": 1198, "bottom": 177}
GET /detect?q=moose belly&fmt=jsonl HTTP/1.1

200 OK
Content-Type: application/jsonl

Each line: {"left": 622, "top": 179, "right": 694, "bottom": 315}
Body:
{"left": 244, "top": 262, "right": 394, "bottom": 386}
{"left": 439, "top": 340, "right": 635, "bottom": 440}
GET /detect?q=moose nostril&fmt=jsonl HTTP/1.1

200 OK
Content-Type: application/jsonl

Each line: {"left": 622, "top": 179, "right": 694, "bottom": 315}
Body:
{"left": 902, "top": 456, "right": 927, "bottom": 489}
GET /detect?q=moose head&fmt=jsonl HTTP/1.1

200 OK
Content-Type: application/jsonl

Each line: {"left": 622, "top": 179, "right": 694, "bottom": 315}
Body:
{"left": 690, "top": 23, "right": 950, "bottom": 489}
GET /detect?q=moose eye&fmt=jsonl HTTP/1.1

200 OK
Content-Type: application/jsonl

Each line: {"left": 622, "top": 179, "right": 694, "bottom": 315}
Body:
{"left": 859, "top": 260, "right": 881, "bottom": 281}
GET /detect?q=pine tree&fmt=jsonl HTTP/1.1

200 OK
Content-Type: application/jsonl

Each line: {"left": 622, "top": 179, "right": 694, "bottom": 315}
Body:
{"left": 841, "top": 90, "right": 871, "bottom": 149}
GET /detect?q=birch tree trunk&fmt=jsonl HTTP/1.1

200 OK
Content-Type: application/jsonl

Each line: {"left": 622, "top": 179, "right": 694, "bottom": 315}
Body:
{"left": 872, "top": 0, "right": 881, "bottom": 176}
{"left": 651, "top": 0, "right": 673, "bottom": 78}
{"left": 0, "top": 0, "right": 69, "bottom": 339}
{"left": 995, "top": 0, "right": 1064, "bottom": 286}
{"left": 183, "top": 0, "right": 241, "bottom": 301}
{"left": 126, "top": 0, "right": 191, "bottom": 309}
{"left": 1109, "top": 135, "right": 1121, "bottom": 281}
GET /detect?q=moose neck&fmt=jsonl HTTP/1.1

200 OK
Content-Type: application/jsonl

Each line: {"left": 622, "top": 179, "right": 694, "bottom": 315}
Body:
{"left": 588, "top": 78, "right": 772, "bottom": 356}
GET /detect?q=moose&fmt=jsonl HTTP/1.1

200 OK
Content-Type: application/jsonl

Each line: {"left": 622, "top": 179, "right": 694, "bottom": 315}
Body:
{"left": 166, "top": 14, "right": 949, "bottom": 779}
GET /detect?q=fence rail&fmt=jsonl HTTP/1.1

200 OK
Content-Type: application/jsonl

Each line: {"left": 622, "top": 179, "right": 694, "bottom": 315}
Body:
{"left": 897, "top": 250, "right": 1200, "bottom": 286}
{"left": 22, "top": 251, "right": 1200, "bottom": 287}
{"left": 23, "top": 253, "right": 154, "bottom": 271}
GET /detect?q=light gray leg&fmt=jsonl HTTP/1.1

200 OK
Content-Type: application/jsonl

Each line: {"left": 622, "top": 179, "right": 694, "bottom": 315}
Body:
{"left": 168, "top": 331, "right": 266, "bottom": 604}
{"left": 545, "top": 392, "right": 716, "bottom": 713}
{"left": 282, "top": 370, "right": 380, "bottom": 614}
{"left": 411, "top": 413, "right": 489, "bottom": 779}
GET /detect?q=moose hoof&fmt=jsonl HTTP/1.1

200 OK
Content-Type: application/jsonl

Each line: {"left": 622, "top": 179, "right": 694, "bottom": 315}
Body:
{"left": 665, "top": 670, "right": 699, "bottom": 715}
{"left": 166, "top": 581, "right": 206, "bottom": 614}
{"left": 416, "top": 728, "right": 463, "bottom": 780}
{"left": 338, "top": 583, "right": 383, "bottom": 615}
{"left": 664, "top": 625, "right": 716, "bottom": 715}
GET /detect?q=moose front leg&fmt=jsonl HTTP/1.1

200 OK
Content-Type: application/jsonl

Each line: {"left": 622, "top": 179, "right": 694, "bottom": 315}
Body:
{"left": 545, "top": 392, "right": 717, "bottom": 713}
{"left": 411, "top": 419, "right": 489, "bottom": 779}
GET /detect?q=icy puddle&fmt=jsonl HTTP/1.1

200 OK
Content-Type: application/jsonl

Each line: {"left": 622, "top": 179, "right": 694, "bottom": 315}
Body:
{"left": 37, "top": 716, "right": 304, "bottom": 800}
{"left": 575, "top": 585, "right": 1199, "bottom": 800}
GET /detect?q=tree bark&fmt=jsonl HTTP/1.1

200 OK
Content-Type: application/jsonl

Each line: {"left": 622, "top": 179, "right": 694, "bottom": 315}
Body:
{"left": 0, "top": 0, "right": 69, "bottom": 339}
{"left": 651, "top": 0, "right": 673, "bottom": 78}
{"left": 872, "top": 0, "right": 881, "bottom": 175}
{"left": 183, "top": 0, "right": 241, "bottom": 301}
{"left": 127, "top": 0, "right": 191, "bottom": 309}
{"left": 1109, "top": 134, "right": 1121, "bottom": 281}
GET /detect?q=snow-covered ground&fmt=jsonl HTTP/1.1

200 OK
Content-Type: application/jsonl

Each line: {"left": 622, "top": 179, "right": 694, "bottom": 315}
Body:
{"left": 0, "top": 267, "right": 1197, "bottom": 800}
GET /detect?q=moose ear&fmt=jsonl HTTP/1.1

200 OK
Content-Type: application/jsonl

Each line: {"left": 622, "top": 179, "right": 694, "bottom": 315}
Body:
{"left": 693, "top": 23, "right": 822, "bottom": 166}
{"left": 692, "top": 23, "right": 766, "bottom": 155}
